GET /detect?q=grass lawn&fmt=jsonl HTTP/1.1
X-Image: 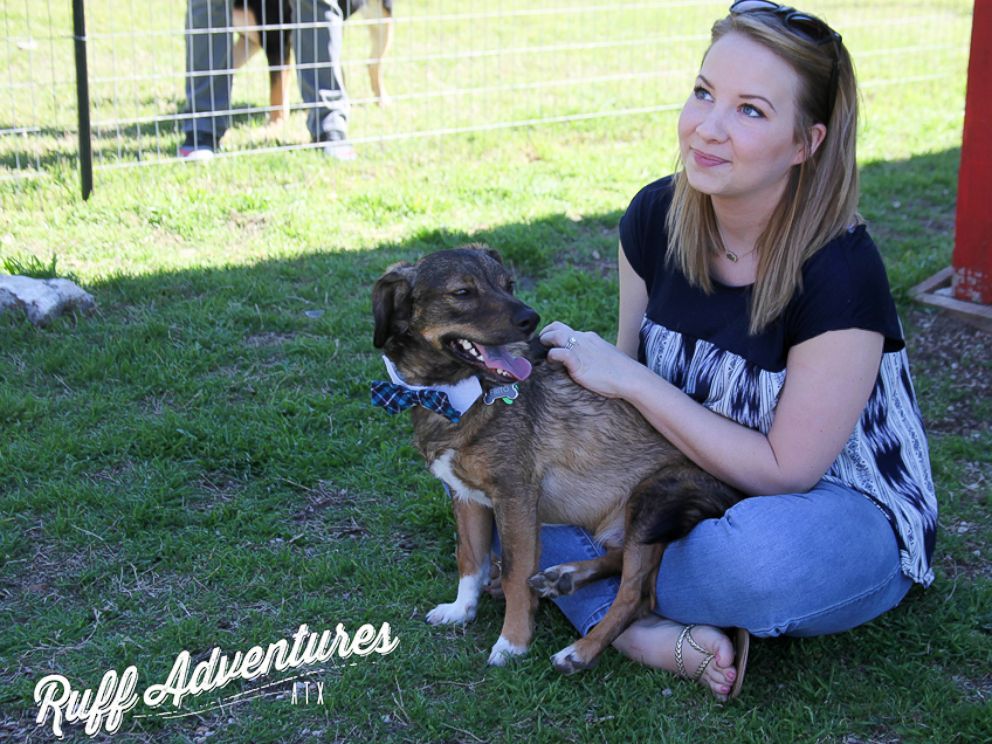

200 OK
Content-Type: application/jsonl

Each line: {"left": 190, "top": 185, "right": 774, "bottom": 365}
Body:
{"left": 1, "top": 2, "right": 990, "bottom": 743}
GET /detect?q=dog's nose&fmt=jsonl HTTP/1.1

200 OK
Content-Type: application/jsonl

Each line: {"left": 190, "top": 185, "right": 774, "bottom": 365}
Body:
{"left": 514, "top": 306, "right": 540, "bottom": 335}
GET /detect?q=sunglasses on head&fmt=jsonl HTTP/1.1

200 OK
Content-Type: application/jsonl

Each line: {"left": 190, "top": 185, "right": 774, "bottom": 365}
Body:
{"left": 730, "top": 0, "right": 842, "bottom": 46}
{"left": 729, "top": 0, "right": 841, "bottom": 122}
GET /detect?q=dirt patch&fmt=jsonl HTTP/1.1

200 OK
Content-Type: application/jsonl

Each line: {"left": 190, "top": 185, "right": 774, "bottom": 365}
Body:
{"left": 290, "top": 482, "right": 370, "bottom": 542}
{"left": 952, "top": 673, "right": 992, "bottom": 704}
{"left": 244, "top": 331, "right": 297, "bottom": 348}
{"left": 290, "top": 481, "right": 358, "bottom": 519}
{"left": 191, "top": 471, "right": 244, "bottom": 507}
{"left": 904, "top": 307, "right": 992, "bottom": 437}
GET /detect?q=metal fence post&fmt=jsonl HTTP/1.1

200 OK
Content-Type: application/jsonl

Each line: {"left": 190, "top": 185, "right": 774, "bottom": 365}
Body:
{"left": 72, "top": 0, "right": 93, "bottom": 200}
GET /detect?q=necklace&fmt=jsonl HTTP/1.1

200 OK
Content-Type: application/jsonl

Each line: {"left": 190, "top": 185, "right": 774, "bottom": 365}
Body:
{"left": 724, "top": 246, "right": 757, "bottom": 263}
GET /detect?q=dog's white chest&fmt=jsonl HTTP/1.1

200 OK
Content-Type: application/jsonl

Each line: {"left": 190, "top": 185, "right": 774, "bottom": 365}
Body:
{"left": 430, "top": 450, "right": 492, "bottom": 509}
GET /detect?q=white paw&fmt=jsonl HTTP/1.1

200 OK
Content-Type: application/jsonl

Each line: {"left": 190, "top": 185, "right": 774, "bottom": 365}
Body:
{"left": 487, "top": 635, "right": 527, "bottom": 666}
{"left": 426, "top": 600, "right": 477, "bottom": 626}
{"left": 550, "top": 643, "right": 595, "bottom": 674}
{"left": 550, "top": 644, "right": 576, "bottom": 667}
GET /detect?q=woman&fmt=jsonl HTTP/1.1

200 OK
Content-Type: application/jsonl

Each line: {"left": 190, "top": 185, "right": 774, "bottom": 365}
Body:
{"left": 538, "top": 1, "right": 937, "bottom": 700}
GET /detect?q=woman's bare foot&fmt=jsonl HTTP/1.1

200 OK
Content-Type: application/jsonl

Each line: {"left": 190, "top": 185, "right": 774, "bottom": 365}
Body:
{"left": 612, "top": 616, "right": 739, "bottom": 700}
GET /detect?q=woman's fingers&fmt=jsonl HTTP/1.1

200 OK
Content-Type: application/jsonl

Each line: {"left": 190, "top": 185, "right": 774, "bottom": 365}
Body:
{"left": 539, "top": 321, "right": 574, "bottom": 348}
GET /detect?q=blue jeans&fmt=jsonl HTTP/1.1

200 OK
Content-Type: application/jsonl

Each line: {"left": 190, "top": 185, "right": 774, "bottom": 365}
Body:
{"left": 532, "top": 480, "right": 913, "bottom": 638}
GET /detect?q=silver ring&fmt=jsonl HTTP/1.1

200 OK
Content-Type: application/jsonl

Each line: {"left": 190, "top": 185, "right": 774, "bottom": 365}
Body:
{"left": 565, "top": 336, "right": 577, "bottom": 350}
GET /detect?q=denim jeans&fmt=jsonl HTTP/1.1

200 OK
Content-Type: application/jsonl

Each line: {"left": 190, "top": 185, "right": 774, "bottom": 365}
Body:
{"left": 183, "top": 0, "right": 348, "bottom": 142}
{"left": 528, "top": 480, "right": 913, "bottom": 638}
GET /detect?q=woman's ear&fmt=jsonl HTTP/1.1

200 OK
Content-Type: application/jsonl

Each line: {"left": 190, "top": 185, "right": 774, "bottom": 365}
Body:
{"left": 794, "top": 123, "right": 828, "bottom": 164}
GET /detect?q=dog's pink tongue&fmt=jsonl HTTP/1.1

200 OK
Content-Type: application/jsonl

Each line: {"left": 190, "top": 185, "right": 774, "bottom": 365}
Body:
{"left": 480, "top": 345, "right": 533, "bottom": 381}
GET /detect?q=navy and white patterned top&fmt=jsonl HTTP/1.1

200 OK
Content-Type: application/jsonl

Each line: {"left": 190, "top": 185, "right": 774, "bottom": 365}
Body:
{"left": 619, "top": 176, "right": 937, "bottom": 587}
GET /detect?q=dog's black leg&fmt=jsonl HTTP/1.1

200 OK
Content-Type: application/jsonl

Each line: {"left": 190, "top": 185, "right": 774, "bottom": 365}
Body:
{"left": 528, "top": 549, "right": 623, "bottom": 598}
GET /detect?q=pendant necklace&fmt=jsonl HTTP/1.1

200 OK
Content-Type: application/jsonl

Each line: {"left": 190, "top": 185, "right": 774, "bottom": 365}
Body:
{"left": 725, "top": 246, "right": 757, "bottom": 263}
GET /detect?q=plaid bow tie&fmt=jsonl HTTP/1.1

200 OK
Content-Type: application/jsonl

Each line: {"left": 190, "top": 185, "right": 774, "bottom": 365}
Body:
{"left": 370, "top": 380, "right": 462, "bottom": 423}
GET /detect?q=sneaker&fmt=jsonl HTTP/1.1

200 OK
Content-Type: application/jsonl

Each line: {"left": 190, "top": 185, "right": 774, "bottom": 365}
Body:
{"left": 178, "top": 131, "right": 216, "bottom": 161}
{"left": 317, "top": 129, "right": 356, "bottom": 161}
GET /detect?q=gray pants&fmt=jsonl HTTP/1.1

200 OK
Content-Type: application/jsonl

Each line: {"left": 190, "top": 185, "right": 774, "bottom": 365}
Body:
{"left": 183, "top": 0, "right": 348, "bottom": 143}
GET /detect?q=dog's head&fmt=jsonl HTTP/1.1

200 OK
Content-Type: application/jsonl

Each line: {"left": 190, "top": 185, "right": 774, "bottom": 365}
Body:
{"left": 372, "top": 245, "right": 541, "bottom": 385}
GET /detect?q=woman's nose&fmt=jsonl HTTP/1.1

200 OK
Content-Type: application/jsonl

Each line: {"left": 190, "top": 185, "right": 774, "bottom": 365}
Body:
{"left": 695, "top": 106, "right": 728, "bottom": 141}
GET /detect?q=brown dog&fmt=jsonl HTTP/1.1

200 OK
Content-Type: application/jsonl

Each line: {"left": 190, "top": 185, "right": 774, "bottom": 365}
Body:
{"left": 232, "top": 0, "right": 395, "bottom": 124}
{"left": 372, "top": 245, "right": 744, "bottom": 675}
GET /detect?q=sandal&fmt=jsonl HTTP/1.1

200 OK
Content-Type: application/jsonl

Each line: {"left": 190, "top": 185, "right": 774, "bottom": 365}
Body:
{"left": 730, "top": 627, "right": 750, "bottom": 699}
{"left": 675, "top": 624, "right": 714, "bottom": 683}
{"left": 674, "top": 625, "right": 750, "bottom": 700}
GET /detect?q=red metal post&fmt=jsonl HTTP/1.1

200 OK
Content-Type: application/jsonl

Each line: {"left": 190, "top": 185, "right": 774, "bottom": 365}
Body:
{"left": 953, "top": 0, "right": 992, "bottom": 304}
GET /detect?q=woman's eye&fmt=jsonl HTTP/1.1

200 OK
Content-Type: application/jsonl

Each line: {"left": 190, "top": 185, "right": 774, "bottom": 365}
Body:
{"left": 740, "top": 103, "right": 765, "bottom": 119}
{"left": 693, "top": 86, "right": 712, "bottom": 101}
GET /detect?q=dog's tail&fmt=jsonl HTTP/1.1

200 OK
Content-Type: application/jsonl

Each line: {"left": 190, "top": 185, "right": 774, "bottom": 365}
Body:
{"left": 629, "top": 471, "right": 741, "bottom": 546}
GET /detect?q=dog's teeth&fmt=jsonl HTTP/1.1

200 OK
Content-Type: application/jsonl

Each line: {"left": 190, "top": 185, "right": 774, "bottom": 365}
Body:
{"left": 457, "top": 339, "right": 483, "bottom": 360}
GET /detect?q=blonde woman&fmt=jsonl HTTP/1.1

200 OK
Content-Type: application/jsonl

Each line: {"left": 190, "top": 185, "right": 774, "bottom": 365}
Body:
{"left": 539, "top": 1, "right": 936, "bottom": 700}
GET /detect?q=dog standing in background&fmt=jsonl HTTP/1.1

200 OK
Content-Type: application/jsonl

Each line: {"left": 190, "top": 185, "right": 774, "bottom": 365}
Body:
{"left": 232, "top": 0, "right": 395, "bottom": 124}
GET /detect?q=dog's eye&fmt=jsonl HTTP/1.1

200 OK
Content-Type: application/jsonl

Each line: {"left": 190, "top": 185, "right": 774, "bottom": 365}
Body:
{"left": 450, "top": 288, "right": 473, "bottom": 298}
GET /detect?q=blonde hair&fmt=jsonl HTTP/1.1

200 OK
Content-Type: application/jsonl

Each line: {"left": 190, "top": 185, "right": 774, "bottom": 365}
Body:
{"left": 665, "top": 11, "right": 860, "bottom": 334}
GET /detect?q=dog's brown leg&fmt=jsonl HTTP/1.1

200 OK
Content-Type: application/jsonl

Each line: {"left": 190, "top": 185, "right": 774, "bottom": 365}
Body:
{"left": 528, "top": 549, "right": 623, "bottom": 599}
{"left": 488, "top": 497, "right": 540, "bottom": 666}
{"left": 231, "top": 8, "right": 261, "bottom": 70}
{"left": 550, "top": 467, "right": 740, "bottom": 674}
{"left": 362, "top": 0, "right": 394, "bottom": 105}
{"left": 550, "top": 538, "right": 662, "bottom": 674}
{"left": 426, "top": 496, "right": 493, "bottom": 626}
{"left": 268, "top": 53, "right": 292, "bottom": 124}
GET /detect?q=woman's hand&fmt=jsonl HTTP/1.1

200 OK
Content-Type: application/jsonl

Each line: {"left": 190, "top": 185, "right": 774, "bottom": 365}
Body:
{"left": 539, "top": 321, "right": 645, "bottom": 399}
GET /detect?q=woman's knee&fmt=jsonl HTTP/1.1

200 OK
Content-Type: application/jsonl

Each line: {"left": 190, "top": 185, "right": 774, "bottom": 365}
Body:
{"left": 653, "top": 488, "right": 913, "bottom": 636}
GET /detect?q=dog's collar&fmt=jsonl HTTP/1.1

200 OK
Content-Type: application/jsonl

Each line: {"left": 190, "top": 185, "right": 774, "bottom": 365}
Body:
{"left": 381, "top": 355, "right": 483, "bottom": 416}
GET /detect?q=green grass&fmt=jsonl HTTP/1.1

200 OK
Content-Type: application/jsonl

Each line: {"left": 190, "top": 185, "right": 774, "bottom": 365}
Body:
{"left": 1, "top": 2, "right": 990, "bottom": 743}
{"left": 0, "top": 1, "right": 974, "bottom": 173}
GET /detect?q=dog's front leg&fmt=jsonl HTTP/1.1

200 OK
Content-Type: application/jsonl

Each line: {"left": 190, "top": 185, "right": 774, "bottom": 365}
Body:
{"left": 487, "top": 497, "right": 540, "bottom": 666}
{"left": 551, "top": 539, "right": 663, "bottom": 674}
{"left": 426, "top": 496, "right": 492, "bottom": 626}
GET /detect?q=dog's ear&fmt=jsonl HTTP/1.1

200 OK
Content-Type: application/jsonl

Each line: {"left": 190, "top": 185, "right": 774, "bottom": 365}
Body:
{"left": 372, "top": 262, "right": 415, "bottom": 348}
{"left": 462, "top": 242, "right": 504, "bottom": 266}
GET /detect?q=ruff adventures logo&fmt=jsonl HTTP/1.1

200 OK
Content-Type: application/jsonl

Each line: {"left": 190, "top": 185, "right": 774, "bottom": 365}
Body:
{"left": 33, "top": 622, "right": 399, "bottom": 738}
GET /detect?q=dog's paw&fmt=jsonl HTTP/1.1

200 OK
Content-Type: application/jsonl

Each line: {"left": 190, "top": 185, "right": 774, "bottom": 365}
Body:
{"left": 487, "top": 635, "right": 527, "bottom": 666}
{"left": 527, "top": 565, "right": 577, "bottom": 599}
{"left": 425, "top": 600, "right": 477, "bottom": 626}
{"left": 550, "top": 644, "right": 598, "bottom": 675}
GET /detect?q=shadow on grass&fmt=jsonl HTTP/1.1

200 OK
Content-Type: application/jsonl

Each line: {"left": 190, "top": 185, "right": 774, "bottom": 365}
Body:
{"left": 1, "top": 101, "right": 298, "bottom": 173}
{"left": 1, "top": 146, "right": 987, "bottom": 744}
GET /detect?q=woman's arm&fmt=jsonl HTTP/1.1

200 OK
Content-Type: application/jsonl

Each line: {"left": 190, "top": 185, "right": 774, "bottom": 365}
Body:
{"left": 626, "top": 328, "right": 882, "bottom": 495}
{"left": 542, "top": 245, "right": 884, "bottom": 496}
{"left": 616, "top": 242, "right": 648, "bottom": 359}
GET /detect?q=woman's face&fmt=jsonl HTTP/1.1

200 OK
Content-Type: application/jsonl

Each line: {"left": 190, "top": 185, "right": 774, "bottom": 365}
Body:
{"left": 678, "top": 32, "right": 813, "bottom": 213}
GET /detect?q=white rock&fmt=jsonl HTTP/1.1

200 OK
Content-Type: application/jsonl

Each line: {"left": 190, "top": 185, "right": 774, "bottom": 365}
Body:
{"left": 0, "top": 274, "right": 96, "bottom": 326}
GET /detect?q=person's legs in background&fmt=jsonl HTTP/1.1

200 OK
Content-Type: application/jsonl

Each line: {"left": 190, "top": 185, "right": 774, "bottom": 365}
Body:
{"left": 181, "top": 0, "right": 234, "bottom": 159}
{"left": 294, "top": 0, "right": 354, "bottom": 160}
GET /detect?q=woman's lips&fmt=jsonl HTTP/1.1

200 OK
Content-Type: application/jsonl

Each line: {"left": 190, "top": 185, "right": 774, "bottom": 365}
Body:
{"left": 692, "top": 149, "right": 729, "bottom": 168}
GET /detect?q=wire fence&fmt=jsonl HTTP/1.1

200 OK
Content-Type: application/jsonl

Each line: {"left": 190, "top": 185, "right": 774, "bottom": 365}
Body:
{"left": 0, "top": 1, "right": 975, "bottom": 193}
